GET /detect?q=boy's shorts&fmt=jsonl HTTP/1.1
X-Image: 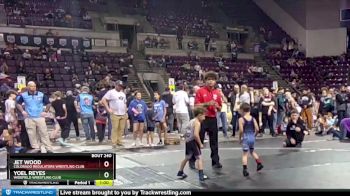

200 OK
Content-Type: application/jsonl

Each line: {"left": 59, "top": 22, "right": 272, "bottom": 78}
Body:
{"left": 242, "top": 134, "right": 255, "bottom": 152}
{"left": 185, "top": 140, "right": 201, "bottom": 160}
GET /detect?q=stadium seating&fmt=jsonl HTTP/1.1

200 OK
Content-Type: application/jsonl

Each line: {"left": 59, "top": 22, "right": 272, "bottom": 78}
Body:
{"left": 4, "top": 0, "right": 92, "bottom": 29}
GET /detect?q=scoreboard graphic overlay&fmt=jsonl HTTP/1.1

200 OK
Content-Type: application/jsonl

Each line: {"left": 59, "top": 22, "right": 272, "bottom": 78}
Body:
{"left": 8, "top": 153, "right": 115, "bottom": 186}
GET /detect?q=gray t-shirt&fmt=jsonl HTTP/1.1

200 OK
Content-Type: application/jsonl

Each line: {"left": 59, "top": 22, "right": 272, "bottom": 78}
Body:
{"left": 239, "top": 92, "right": 250, "bottom": 105}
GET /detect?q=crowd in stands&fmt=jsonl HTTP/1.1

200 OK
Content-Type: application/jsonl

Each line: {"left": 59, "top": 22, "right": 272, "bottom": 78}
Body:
{"left": 146, "top": 0, "right": 218, "bottom": 38}
{"left": 143, "top": 34, "right": 170, "bottom": 49}
{"left": 267, "top": 44, "right": 349, "bottom": 95}
{"left": 147, "top": 55, "right": 269, "bottom": 95}
{"left": 0, "top": 43, "right": 134, "bottom": 95}
{"left": 4, "top": 0, "right": 92, "bottom": 29}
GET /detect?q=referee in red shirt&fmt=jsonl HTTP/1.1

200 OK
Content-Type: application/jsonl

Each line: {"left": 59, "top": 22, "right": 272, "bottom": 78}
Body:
{"left": 189, "top": 71, "right": 223, "bottom": 169}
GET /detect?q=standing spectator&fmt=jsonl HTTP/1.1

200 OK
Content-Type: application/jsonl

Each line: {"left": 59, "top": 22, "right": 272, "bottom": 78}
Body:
{"left": 204, "top": 35, "right": 210, "bottom": 52}
{"left": 251, "top": 89, "right": 261, "bottom": 125}
{"left": 336, "top": 86, "right": 348, "bottom": 126}
{"left": 161, "top": 88, "right": 174, "bottom": 133}
{"left": 101, "top": 81, "right": 127, "bottom": 147}
{"left": 98, "top": 85, "right": 111, "bottom": 140}
{"left": 75, "top": 86, "right": 96, "bottom": 142}
{"left": 16, "top": 81, "right": 53, "bottom": 153}
{"left": 298, "top": 89, "right": 313, "bottom": 132}
{"left": 128, "top": 92, "right": 148, "bottom": 146}
{"left": 5, "top": 90, "right": 17, "bottom": 128}
{"left": 319, "top": 89, "right": 333, "bottom": 115}
{"left": 259, "top": 88, "right": 276, "bottom": 137}
{"left": 65, "top": 91, "right": 80, "bottom": 140}
{"left": 153, "top": 91, "right": 167, "bottom": 145}
{"left": 190, "top": 71, "right": 223, "bottom": 169}
{"left": 173, "top": 84, "right": 190, "bottom": 134}
{"left": 146, "top": 103, "right": 156, "bottom": 146}
{"left": 177, "top": 27, "right": 183, "bottom": 50}
{"left": 127, "top": 90, "right": 137, "bottom": 133}
{"left": 228, "top": 85, "right": 240, "bottom": 137}
{"left": 16, "top": 88, "right": 31, "bottom": 149}
{"left": 239, "top": 85, "right": 250, "bottom": 105}
{"left": 217, "top": 88, "right": 228, "bottom": 138}
{"left": 276, "top": 88, "right": 286, "bottom": 132}
{"left": 51, "top": 91, "right": 69, "bottom": 142}
{"left": 96, "top": 101, "right": 108, "bottom": 143}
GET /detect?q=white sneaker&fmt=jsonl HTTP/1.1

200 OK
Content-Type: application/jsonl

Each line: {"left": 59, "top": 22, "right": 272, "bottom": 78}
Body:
{"left": 148, "top": 143, "right": 152, "bottom": 147}
{"left": 139, "top": 142, "right": 144, "bottom": 146}
{"left": 151, "top": 143, "right": 157, "bottom": 147}
{"left": 131, "top": 142, "right": 137, "bottom": 147}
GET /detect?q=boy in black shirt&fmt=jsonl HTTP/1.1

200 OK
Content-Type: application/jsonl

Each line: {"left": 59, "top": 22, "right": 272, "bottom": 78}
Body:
{"left": 51, "top": 91, "right": 69, "bottom": 142}
{"left": 284, "top": 110, "right": 306, "bottom": 147}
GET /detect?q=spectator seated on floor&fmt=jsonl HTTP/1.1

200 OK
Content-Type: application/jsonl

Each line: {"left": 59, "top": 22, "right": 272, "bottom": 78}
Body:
{"left": 284, "top": 110, "right": 305, "bottom": 148}
{"left": 331, "top": 118, "right": 350, "bottom": 140}
{"left": 315, "top": 112, "right": 338, "bottom": 136}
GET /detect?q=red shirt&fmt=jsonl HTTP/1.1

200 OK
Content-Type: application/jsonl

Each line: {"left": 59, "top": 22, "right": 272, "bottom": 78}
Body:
{"left": 195, "top": 86, "right": 222, "bottom": 117}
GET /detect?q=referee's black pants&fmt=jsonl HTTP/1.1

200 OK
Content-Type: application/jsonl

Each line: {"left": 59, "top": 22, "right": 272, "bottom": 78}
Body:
{"left": 189, "top": 117, "right": 220, "bottom": 166}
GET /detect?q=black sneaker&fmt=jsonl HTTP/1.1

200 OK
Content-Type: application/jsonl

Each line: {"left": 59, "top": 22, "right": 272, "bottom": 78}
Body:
{"left": 271, "top": 133, "right": 277, "bottom": 137}
{"left": 257, "top": 164, "right": 264, "bottom": 171}
{"left": 199, "top": 174, "right": 208, "bottom": 181}
{"left": 189, "top": 161, "right": 196, "bottom": 169}
{"left": 177, "top": 171, "right": 188, "bottom": 179}
{"left": 243, "top": 169, "right": 249, "bottom": 177}
{"left": 158, "top": 141, "right": 163, "bottom": 145}
{"left": 212, "top": 163, "right": 223, "bottom": 169}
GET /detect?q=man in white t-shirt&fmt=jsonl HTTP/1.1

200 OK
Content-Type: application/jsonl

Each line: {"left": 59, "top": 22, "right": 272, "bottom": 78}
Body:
{"left": 173, "top": 84, "right": 190, "bottom": 134}
{"left": 5, "top": 90, "right": 17, "bottom": 128}
{"left": 101, "top": 81, "right": 127, "bottom": 147}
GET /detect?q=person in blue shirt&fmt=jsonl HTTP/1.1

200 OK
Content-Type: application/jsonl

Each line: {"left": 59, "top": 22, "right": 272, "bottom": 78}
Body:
{"left": 153, "top": 91, "right": 167, "bottom": 145}
{"left": 128, "top": 92, "right": 148, "bottom": 147}
{"left": 75, "top": 86, "right": 96, "bottom": 142}
{"left": 16, "top": 81, "right": 53, "bottom": 153}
